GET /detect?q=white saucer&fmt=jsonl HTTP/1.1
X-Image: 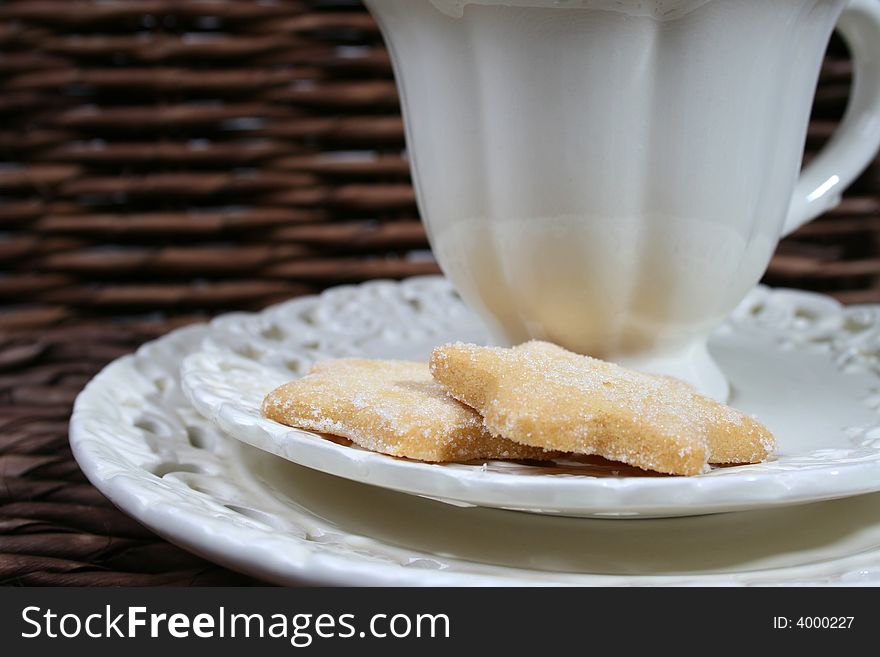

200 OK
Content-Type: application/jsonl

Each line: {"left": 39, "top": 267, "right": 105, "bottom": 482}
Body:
{"left": 181, "top": 277, "right": 880, "bottom": 519}
{"left": 70, "top": 323, "right": 880, "bottom": 585}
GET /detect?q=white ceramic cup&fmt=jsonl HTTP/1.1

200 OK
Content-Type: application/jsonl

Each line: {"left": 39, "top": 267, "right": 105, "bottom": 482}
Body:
{"left": 364, "top": 0, "right": 880, "bottom": 399}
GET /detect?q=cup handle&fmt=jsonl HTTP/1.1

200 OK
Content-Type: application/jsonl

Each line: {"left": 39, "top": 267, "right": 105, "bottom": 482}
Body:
{"left": 784, "top": 0, "right": 880, "bottom": 236}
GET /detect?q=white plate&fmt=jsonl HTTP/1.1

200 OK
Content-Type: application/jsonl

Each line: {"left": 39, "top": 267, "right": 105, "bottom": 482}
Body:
{"left": 181, "top": 277, "right": 880, "bottom": 519}
{"left": 71, "top": 322, "right": 880, "bottom": 585}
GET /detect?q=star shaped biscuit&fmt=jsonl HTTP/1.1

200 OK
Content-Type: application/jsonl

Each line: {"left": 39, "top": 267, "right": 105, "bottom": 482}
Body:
{"left": 430, "top": 341, "right": 775, "bottom": 476}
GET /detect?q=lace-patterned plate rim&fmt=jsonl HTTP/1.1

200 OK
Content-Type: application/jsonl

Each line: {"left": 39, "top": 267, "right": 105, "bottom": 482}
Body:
{"left": 180, "top": 277, "right": 880, "bottom": 518}
{"left": 70, "top": 321, "right": 880, "bottom": 585}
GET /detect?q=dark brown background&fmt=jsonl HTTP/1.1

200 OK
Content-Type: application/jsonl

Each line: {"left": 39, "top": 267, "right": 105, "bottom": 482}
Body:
{"left": 1, "top": 0, "right": 877, "bottom": 585}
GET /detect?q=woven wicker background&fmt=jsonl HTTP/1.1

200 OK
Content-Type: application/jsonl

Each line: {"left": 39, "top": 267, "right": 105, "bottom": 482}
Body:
{"left": 1, "top": 0, "right": 878, "bottom": 586}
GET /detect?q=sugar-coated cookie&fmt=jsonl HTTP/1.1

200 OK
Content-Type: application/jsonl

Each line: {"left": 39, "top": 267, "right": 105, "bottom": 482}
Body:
{"left": 430, "top": 341, "right": 774, "bottom": 476}
{"left": 262, "top": 358, "right": 556, "bottom": 463}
